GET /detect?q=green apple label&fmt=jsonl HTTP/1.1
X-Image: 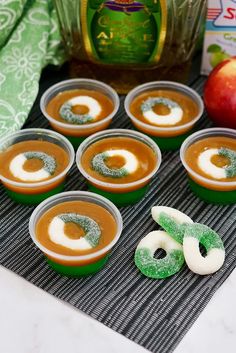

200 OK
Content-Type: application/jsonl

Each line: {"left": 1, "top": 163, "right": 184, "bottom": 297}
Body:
{"left": 207, "top": 44, "right": 230, "bottom": 68}
{"left": 86, "top": 0, "right": 166, "bottom": 65}
{"left": 201, "top": 1, "right": 236, "bottom": 75}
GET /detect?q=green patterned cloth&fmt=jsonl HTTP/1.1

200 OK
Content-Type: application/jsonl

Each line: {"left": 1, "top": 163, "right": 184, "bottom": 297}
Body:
{"left": 0, "top": 0, "right": 64, "bottom": 138}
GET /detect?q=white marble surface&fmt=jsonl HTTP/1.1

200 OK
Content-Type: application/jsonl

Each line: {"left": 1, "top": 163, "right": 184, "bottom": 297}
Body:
{"left": 0, "top": 265, "right": 235, "bottom": 353}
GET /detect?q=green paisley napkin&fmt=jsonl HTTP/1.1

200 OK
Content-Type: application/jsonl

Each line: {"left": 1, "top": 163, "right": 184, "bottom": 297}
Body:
{"left": 0, "top": 0, "right": 64, "bottom": 138}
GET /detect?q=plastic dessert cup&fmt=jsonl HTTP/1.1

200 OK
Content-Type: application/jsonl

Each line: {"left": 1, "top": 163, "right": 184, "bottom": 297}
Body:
{"left": 29, "top": 191, "right": 123, "bottom": 277}
{"left": 124, "top": 81, "right": 204, "bottom": 151}
{"left": 76, "top": 129, "right": 162, "bottom": 207}
{"left": 180, "top": 128, "right": 236, "bottom": 204}
{"left": 40, "top": 78, "right": 120, "bottom": 148}
{"left": 0, "top": 129, "right": 74, "bottom": 205}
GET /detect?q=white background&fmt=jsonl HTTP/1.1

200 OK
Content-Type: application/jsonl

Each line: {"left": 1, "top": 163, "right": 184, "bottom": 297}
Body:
{"left": 0, "top": 265, "right": 236, "bottom": 353}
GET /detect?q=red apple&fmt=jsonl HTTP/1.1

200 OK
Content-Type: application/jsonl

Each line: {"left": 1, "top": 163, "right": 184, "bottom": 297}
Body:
{"left": 204, "top": 56, "right": 236, "bottom": 129}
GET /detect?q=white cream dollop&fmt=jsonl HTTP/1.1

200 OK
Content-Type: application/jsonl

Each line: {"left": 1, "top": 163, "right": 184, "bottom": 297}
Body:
{"left": 198, "top": 148, "right": 227, "bottom": 179}
{"left": 143, "top": 106, "right": 183, "bottom": 126}
{"left": 106, "top": 149, "right": 138, "bottom": 174}
{"left": 48, "top": 216, "right": 92, "bottom": 251}
{"left": 68, "top": 96, "right": 102, "bottom": 120}
{"left": 9, "top": 153, "right": 50, "bottom": 182}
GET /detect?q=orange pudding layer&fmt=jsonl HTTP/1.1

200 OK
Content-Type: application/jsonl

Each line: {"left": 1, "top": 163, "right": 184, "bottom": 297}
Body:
{"left": 185, "top": 136, "right": 236, "bottom": 190}
{"left": 130, "top": 90, "right": 199, "bottom": 127}
{"left": 50, "top": 119, "right": 112, "bottom": 137}
{"left": 36, "top": 200, "right": 117, "bottom": 257}
{"left": 0, "top": 140, "right": 69, "bottom": 183}
{"left": 81, "top": 136, "right": 157, "bottom": 189}
{"left": 0, "top": 141, "right": 69, "bottom": 194}
{"left": 130, "top": 90, "right": 199, "bottom": 137}
{"left": 46, "top": 89, "right": 114, "bottom": 124}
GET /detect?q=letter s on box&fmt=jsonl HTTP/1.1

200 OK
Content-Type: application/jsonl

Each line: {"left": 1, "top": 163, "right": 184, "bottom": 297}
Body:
{"left": 224, "top": 8, "right": 236, "bottom": 20}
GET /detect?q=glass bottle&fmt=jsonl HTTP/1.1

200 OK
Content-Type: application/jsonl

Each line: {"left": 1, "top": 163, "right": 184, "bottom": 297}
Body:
{"left": 54, "top": 0, "right": 207, "bottom": 93}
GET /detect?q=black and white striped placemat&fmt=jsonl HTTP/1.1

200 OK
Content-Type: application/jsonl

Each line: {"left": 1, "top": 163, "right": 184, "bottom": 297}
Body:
{"left": 0, "top": 72, "right": 236, "bottom": 353}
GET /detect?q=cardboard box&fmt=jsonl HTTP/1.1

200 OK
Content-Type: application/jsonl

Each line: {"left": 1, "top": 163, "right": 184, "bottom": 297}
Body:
{"left": 201, "top": 0, "right": 236, "bottom": 75}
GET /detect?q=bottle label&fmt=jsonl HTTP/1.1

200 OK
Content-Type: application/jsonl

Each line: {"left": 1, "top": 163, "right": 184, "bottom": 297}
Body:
{"left": 81, "top": 0, "right": 167, "bottom": 65}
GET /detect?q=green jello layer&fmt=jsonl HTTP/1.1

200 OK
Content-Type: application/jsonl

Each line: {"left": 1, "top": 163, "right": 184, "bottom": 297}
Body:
{"left": 46, "top": 254, "right": 109, "bottom": 277}
{"left": 5, "top": 182, "right": 65, "bottom": 205}
{"left": 132, "top": 125, "right": 193, "bottom": 151}
{"left": 188, "top": 178, "right": 236, "bottom": 205}
{"left": 65, "top": 135, "right": 86, "bottom": 148}
{"left": 87, "top": 184, "right": 149, "bottom": 207}
{"left": 149, "top": 132, "right": 192, "bottom": 151}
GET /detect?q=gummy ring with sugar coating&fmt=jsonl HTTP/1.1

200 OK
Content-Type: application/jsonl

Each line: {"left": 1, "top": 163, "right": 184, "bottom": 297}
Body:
{"left": 141, "top": 97, "right": 183, "bottom": 126}
{"left": 198, "top": 147, "right": 236, "bottom": 179}
{"left": 91, "top": 149, "right": 138, "bottom": 178}
{"left": 151, "top": 206, "right": 193, "bottom": 244}
{"left": 48, "top": 212, "right": 101, "bottom": 251}
{"left": 59, "top": 96, "right": 102, "bottom": 124}
{"left": 183, "top": 223, "right": 225, "bottom": 275}
{"left": 134, "top": 230, "right": 185, "bottom": 279}
{"left": 9, "top": 151, "right": 56, "bottom": 182}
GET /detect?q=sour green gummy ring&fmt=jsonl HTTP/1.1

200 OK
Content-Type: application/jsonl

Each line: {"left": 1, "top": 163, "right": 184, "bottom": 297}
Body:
{"left": 219, "top": 148, "right": 236, "bottom": 178}
{"left": 48, "top": 212, "right": 101, "bottom": 251}
{"left": 59, "top": 96, "right": 101, "bottom": 124}
{"left": 9, "top": 151, "right": 56, "bottom": 182}
{"left": 151, "top": 206, "right": 193, "bottom": 244}
{"left": 198, "top": 147, "right": 236, "bottom": 179}
{"left": 25, "top": 152, "right": 56, "bottom": 174}
{"left": 134, "top": 230, "right": 185, "bottom": 279}
{"left": 183, "top": 223, "right": 225, "bottom": 275}
{"left": 91, "top": 149, "right": 138, "bottom": 178}
{"left": 141, "top": 97, "right": 183, "bottom": 126}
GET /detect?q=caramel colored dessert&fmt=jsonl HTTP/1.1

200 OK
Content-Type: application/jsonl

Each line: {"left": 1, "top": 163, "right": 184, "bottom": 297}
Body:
{"left": 0, "top": 140, "right": 69, "bottom": 183}
{"left": 46, "top": 89, "right": 114, "bottom": 124}
{"left": 185, "top": 136, "right": 236, "bottom": 184}
{"left": 130, "top": 90, "right": 199, "bottom": 127}
{"left": 36, "top": 201, "right": 117, "bottom": 256}
{"left": 81, "top": 136, "right": 157, "bottom": 185}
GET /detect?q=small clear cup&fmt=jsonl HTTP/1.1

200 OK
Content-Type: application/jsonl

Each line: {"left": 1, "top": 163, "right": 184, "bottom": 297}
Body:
{"left": 0, "top": 128, "right": 74, "bottom": 204}
{"left": 76, "top": 129, "right": 162, "bottom": 207}
{"left": 29, "top": 191, "right": 123, "bottom": 277}
{"left": 180, "top": 127, "right": 236, "bottom": 204}
{"left": 124, "top": 81, "right": 204, "bottom": 151}
{"left": 40, "top": 78, "right": 120, "bottom": 148}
